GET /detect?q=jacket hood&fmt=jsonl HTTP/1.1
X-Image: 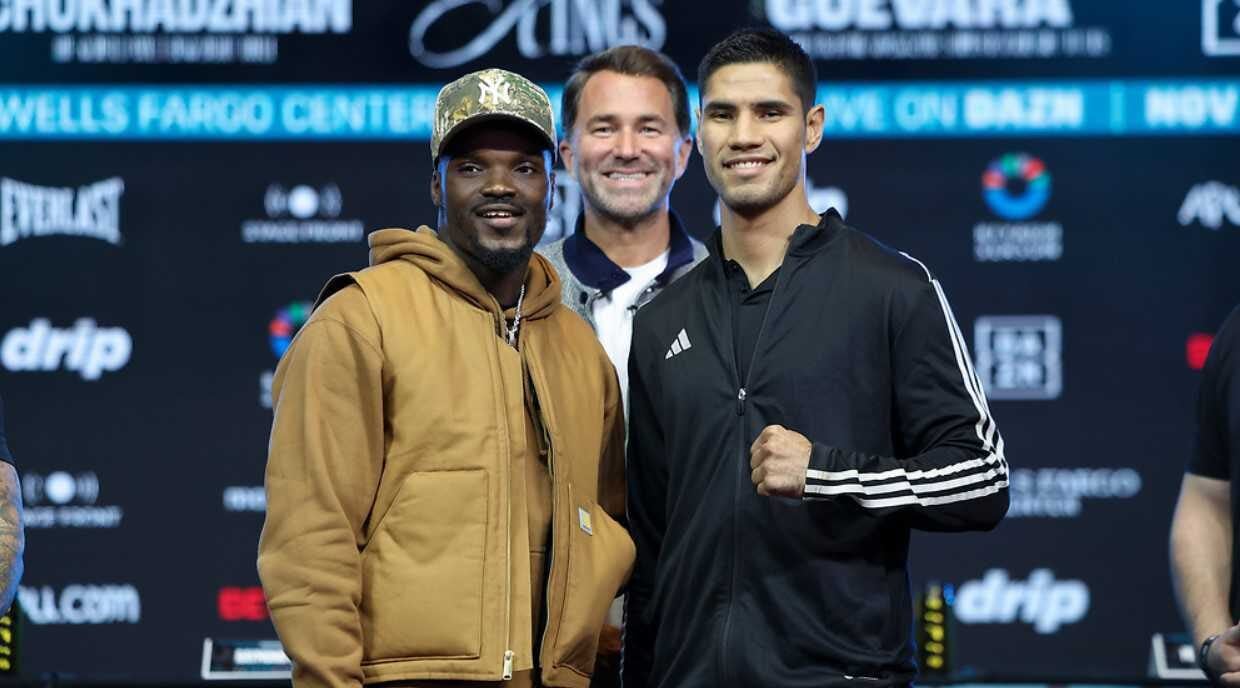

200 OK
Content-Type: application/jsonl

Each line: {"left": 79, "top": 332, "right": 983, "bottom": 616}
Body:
{"left": 367, "top": 226, "right": 560, "bottom": 321}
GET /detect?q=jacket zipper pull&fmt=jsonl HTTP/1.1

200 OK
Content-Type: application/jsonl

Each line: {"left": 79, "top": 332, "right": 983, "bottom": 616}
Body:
{"left": 736, "top": 387, "right": 747, "bottom": 416}
{"left": 502, "top": 650, "right": 514, "bottom": 680}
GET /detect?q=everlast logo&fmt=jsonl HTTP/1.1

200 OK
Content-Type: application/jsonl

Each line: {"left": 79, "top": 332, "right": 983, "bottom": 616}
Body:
{"left": 410, "top": 0, "right": 665, "bottom": 69}
{"left": 0, "top": 176, "right": 123, "bottom": 247}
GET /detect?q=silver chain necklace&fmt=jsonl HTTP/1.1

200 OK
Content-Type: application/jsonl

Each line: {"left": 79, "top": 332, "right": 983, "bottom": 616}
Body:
{"left": 505, "top": 284, "right": 526, "bottom": 347}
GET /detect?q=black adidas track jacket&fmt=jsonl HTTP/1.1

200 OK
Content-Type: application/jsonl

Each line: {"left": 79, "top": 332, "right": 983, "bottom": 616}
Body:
{"left": 621, "top": 210, "right": 1009, "bottom": 688}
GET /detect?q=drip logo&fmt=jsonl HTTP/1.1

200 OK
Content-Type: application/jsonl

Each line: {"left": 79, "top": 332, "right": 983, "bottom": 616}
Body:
{"left": 1179, "top": 181, "right": 1240, "bottom": 230}
{"left": 0, "top": 176, "right": 123, "bottom": 247}
{"left": 1203, "top": 0, "right": 1240, "bottom": 56}
{"left": 974, "top": 315, "right": 1062, "bottom": 400}
{"left": 1, "top": 318, "right": 132, "bottom": 381}
{"left": 410, "top": 0, "right": 666, "bottom": 69}
{"left": 260, "top": 301, "right": 313, "bottom": 409}
{"left": 243, "top": 183, "right": 363, "bottom": 244}
{"left": 23, "top": 470, "right": 122, "bottom": 528}
{"left": 956, "top": 569, "right": 1089, "bottom": 634}
{"left": 19, "top": 584, "right": 141, "bottom": 625}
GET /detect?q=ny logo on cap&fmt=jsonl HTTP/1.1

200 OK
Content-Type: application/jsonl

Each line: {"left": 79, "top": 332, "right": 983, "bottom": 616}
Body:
{"left": 478, "top": 73, "right": 512, "bottom": 110}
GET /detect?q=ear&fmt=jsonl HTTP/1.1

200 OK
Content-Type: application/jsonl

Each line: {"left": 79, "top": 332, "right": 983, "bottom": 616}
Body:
{"left": 694, "top": 108, "right": 704, "bottom": 157}
{"left": 804, "top": 104, "right": 825, "bottom": 154}
{"left": 674, "top": 134, "right": 693, "bottom": 181}
{"left": 430, "top": 162, "right": 443, "bottom": 208}
{"left": 558, "top": 138, "right": 574, "bottom": 175}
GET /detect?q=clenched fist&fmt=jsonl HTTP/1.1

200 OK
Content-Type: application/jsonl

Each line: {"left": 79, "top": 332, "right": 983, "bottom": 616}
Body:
{"left": 749, "top": 425, "right": 812, "bottom": 498}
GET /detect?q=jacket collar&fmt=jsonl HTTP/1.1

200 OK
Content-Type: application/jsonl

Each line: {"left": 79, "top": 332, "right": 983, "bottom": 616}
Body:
{"left": 562, "top": 210, "right": 697, "bottom": 292}
{"left": 707, "top": 208, "right": 844, "bottom": 265}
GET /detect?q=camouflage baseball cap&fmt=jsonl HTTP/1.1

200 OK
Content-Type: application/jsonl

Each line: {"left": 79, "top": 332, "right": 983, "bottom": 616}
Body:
{"left": 431, "top": 68, "right": 557, "bottom": 161}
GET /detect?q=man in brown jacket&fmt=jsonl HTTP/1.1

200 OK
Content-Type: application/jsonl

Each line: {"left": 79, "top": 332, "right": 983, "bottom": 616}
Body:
{"left": 258, "top": 68, "right": 634, "bottom": 688}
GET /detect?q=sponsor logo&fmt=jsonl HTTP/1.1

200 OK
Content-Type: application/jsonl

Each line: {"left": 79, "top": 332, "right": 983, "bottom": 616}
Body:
{"left": 219, "top": 586, "right": 268, "bottom": 621}
{"left": 956, "top": 569, "right": 1089, "bottom": 634}
{"left": 223, "top": 486, "right": 266, "bottom": 513}
{"left": 664, "top": 328, "right": 692, "bottom": 360}
{"left": 1179, "top": 181, "right": 1240, "bottom": 230}
{"left": 260, "top": 301, "right": 313, "bottom": 409}
{"left": 1188, "top": 332, "right": 1215, "bottom": 370}
{"left": 242, "top": 183, "right": 363, "bottom": 244}
{"left": 983, "top": 152, "right": 1049, "bottom": 220}
{"left": 973, "top": 153, "right": 1062, "bottom": 262}
{"left": 1007, "top": 467, "right": 1142, "bottom": 518}
{"left": 19, "top": 584, "right": 141, "bottom": 625}
{"left": 1, "top": 176, "right": 123, "bottom": 247}
{"left": 1, "top": 318, "right": 132, "bottom": 381}
{"left": 3, "top": 0, "right": 353, "bottom": 66}
{"left": 974, "top": 315, "right": 1062, "bottom": 400}
{"left": 410, "top": 0, "right": 666, "bottom": 69}
{"left": 1203, "top": 0, "right": 1240, "bottom": 56}
{"left": 23, "top": 470, "right": 123, "bottom": 528}
{"left": 764, "top": 0, "right": 1110, "bottom": 61}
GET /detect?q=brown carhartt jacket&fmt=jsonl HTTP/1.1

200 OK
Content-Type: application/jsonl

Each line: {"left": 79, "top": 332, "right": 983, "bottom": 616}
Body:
{"left": 258, "top": 227, "right": 633, "bottom": 688}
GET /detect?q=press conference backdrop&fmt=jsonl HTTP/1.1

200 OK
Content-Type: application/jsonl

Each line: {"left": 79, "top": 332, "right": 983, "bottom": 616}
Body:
{"left": 1, "top": 0, "right": 1238, "bottom": 680}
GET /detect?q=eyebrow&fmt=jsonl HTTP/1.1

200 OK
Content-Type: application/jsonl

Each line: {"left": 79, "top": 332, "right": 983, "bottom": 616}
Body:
{"left": 585, "top": 113, "right": 669, "bottom": 125}
{"left": 703, "top": 98, "right": 795, "bottom": 113}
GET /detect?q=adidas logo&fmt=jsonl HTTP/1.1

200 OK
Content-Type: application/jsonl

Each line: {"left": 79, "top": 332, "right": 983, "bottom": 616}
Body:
{"left": 665, "top": 328, "right": 692, "bottom": 360}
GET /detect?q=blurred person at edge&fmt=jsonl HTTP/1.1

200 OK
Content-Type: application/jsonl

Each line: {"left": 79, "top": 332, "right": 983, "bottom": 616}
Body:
{"left": 1172, "top": 305, "right": 1240, "bottom": 686}
{"left": 258, "top": 68, "right": 633, "bottom": 688}
{"left": 0, "top": 396, "right": 23, "bottom": 612}
{"left": 536, "top": 44, "right": 707, "bottom": 687}
{"left": 622, "top": 28, "right": 1009, "bottom": 688}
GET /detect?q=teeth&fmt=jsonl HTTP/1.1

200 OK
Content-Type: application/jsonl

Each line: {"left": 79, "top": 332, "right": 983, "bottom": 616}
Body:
{"left": 728, "top": 160, "right": 766, "bottom": 169}
{"left": 606, "top": 172, "right": 647, "bottom": 181}
{"left": 482, "top": 211, "right": 513, "bottom": 218}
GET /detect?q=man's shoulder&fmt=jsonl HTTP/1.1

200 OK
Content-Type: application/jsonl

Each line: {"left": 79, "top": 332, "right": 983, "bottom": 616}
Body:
{"left": 635, "top": 259, "right": 711, "bottom": 333}
{"left": 834, "top": 224, "right": 936, "bottom": 295}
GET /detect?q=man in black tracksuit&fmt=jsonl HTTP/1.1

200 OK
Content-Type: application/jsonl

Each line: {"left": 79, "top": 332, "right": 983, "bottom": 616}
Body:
{"left": 621, "top": 29, "right": 1009, "bottom": 688}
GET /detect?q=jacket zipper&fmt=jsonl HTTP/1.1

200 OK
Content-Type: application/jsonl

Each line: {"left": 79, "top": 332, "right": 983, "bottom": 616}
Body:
{"left": 719, "top": 261, "right": 788, "bottom": 685}
{"left": 531, "top": 359, "right": 557, "bottom": 679}
{"left": 497, "top": 309, "right": 514, "bottom": 680}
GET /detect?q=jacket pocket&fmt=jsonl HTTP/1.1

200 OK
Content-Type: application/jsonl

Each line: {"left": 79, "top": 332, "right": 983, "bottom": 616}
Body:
{"left": 548, "top": 486, "right": 636, "bottom": 677}
{"left": 360, "top": 468, "right": 488, "bottom": 661}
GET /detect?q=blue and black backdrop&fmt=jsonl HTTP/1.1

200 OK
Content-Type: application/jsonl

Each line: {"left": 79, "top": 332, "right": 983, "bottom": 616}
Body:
{"left": 1, "top": 1, "right": 1239, "bottom": 680}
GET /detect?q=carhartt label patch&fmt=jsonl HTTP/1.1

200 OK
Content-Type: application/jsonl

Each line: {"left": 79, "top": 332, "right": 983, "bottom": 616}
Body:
{"left": 577, "top": 506, "right": 593, "bottom": 535}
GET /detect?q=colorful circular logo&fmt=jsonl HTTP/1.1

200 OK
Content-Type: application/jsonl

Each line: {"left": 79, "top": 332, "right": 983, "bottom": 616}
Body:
{"left": 269, "top": 301, "right": 313, "bottom": 359}
{"left": 982, "top": 153, "right": 1051, "bottom": 221}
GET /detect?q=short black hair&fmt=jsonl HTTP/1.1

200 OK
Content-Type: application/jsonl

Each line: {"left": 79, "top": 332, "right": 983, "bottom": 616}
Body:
{"left": 562, "top": 44, "right": 692, "bottom": 137}
{"left": 697, "top": 27, "right": 817, "bottom": 113}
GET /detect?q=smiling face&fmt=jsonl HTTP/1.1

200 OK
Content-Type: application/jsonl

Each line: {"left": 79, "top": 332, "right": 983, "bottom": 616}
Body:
{"left": 697, "top": 62, "right": 823, "bottom": 216}
{"left": 560, "top": 70, "right": 691, "bottom": 226}
{"left": 431, "top": 120, "right": 554, "bottom": 276}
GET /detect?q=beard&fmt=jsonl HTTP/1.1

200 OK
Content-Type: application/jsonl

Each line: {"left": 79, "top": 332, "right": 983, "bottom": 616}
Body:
{"left": 577, "top": 167, "right": 670, "bottom": 226}
{"left": 469, "top": 232, "right": 536, "bottom": 275}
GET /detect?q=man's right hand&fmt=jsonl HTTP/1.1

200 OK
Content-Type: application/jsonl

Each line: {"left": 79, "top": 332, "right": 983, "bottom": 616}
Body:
{"left": 1206, "top": 623, "right": 1240, "bottom": 685}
